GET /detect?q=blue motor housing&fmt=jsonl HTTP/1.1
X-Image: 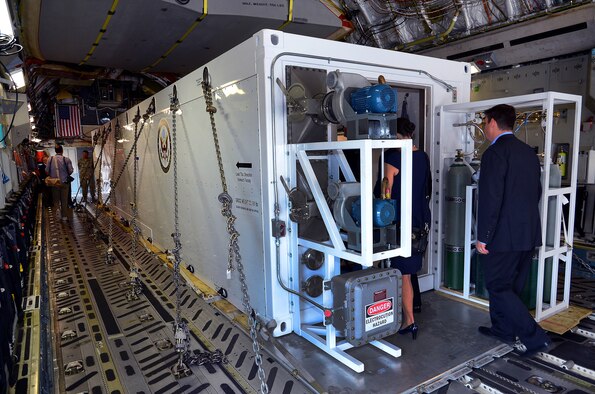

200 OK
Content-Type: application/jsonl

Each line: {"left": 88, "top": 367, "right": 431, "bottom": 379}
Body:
{"left": 351, "top": 198, "right": 396, "bottom": 228}
{"left": 350, "top": 84, "right": 397, "bottom": 114}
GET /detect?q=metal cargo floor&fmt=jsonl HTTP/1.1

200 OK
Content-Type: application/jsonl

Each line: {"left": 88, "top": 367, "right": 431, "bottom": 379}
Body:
{"left": 29, "top": 205, "right": 595, "bottom": 394}
{"left": 44, "top": 207, "right": 312, "bottom": 394}
{"left": 275, "top": 290, "right": 502, "bottom": 392}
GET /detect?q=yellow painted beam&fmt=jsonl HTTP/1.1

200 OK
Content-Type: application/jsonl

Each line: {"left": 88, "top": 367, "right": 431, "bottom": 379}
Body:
{"left": 79, "top": 0, "right": 120, "bottom": 65}
{"left": 142, "top": 0, "right": 208, "bottom": 72}
{"left": 278, "top": 0, "right": 294, "bottom": 30}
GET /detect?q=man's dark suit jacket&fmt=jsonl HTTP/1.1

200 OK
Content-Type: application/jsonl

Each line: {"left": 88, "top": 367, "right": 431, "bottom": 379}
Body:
{"left": 478, "top": 134, "right": 542, "bottom": 252}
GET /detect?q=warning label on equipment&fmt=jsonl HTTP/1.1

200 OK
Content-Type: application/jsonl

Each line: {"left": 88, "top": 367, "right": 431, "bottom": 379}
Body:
{"left": 364, "top": 297, "right": 394, "bottom": 332}
{"left": 241, "top": 2, "right": 284, "bottom": 7}
{"left": 235, "top": 198, "right": 260, "bottom": 215}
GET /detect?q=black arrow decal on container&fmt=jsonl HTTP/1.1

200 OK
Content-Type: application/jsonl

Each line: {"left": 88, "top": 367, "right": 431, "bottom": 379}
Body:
{"left": 236, "top": 162, "right": 252, "bottom": 169}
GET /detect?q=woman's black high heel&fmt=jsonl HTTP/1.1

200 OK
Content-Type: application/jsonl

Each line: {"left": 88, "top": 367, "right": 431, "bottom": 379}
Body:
{"left": 398, "top": 323, "right": 418, "bottom": 340}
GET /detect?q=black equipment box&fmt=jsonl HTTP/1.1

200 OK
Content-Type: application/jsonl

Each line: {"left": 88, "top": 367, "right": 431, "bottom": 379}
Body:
{"left": 331, "top": 268, "right": 401, "bottom": 347}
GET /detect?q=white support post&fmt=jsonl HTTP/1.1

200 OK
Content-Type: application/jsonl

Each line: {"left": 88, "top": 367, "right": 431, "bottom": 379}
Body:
{"left": 564, "top": 98, "right": 582, "bottom": 308}
{"left": 360, "top": 140, "right": 374, "bottom": 265}
{"left": 463, "top": 185, "right": 476, "bottom": 299}
{"left": 399, "top": 139, "right": 413, "bottom": 259}
{"left": 300, "top": 325, "right": 364, "bottom": 373}
{"left": 299, "top": 324, "right": 401, "bottom": 373}
{"left": 288, "top": 145, "right": 300, "bottom": 334}
{"left": 535, "top": 97, "right": 555, "bottom": 321}
{"left": 370, "top": 340, "right": 402, "bottom": 358}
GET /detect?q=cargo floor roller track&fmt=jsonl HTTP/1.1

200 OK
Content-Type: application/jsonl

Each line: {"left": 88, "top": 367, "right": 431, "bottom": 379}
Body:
{"left": 41, "top": 204, "right": 595, "bottom": 394}
{"left": 45, "top": 206, "right": 310, "bottom": 394}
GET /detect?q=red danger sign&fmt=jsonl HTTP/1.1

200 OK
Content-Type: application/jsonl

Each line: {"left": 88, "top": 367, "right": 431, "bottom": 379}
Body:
{"left": 365, "top": 297, "right": 395, "bottom": 332}
{"left": 367, "top": 299, "right": 392, "bottom": 316}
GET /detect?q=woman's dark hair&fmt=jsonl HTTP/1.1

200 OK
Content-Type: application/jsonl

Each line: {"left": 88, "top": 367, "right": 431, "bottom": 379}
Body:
{"left": 484, "top": 104, "right": 516, "bottom": 131}
{"left": 397, "top": 117, "right": 416, "bottom": 137}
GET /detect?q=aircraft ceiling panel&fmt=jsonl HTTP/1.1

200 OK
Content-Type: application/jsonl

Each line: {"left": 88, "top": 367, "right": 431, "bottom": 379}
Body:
{"left": 150, "top": 15, "right": 341, "bottom": 74}
{"left": 86, "top": 1, "right": 198, "bottom": 72}
{"left": 150, "top": 15, "right": 273, "bottom": 74}
{"left": 38, "top": 0, "right": 110, "bottom": 64}
{"left": 31, "top": 0, "right": 342, "bottom": 75}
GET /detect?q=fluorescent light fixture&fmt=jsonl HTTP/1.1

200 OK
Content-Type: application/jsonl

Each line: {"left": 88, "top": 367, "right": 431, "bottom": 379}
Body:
{"left": 0, "top": 0, "right": 14, "bottom": 36}
{"left": 9, "top": 69, "right": 25, "bottom": 89}
{"left": 222, "top": 84, "right": 245, "bottom": 97}
{"left": 469, "top": 63, "right": 481, "bottom": 74}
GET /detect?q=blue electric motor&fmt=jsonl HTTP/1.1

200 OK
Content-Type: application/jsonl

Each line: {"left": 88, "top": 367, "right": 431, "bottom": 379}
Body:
{"left": 351, "top": 198, "right": 396, "bottom": 228}
{"left": 350, "top": 84, "right": 397, "bottom": 114}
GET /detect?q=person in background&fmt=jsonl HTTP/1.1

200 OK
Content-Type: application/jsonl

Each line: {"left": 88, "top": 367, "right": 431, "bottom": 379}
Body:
{"left": 476, "top": 104, "right": 550, "bottom": 355}
{"left": 78, "top": 150, "right": 96, "bottom": 203}
{"left": 36, "top": 150, "right": 52, "bottom": 206}
{"left": 47, "top": 144, "right": 74, "bottom": 221}
{"left": 375, "top": 118, "right": 431, "bottom": 340}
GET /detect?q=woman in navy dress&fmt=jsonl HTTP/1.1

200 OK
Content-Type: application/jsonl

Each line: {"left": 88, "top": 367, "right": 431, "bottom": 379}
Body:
{"left": 376, "top": 118, "right": 431, "bottom": 339}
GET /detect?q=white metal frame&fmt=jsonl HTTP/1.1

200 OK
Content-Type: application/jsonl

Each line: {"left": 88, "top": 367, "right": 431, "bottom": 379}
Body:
{"left": 292, "top": 254, "right": 401, "bottom": 373}
{"left": 292, "top": 139, "right": 413, "bottom": 266}
{"left": 300, "top": 324, "right": 402, "bottom": 373}
{"left": 288, "top": 138, "right": 410, "bottom": 372}
{"left": 462, "top": 184, "right": 489, "bottom": 305}
{"left": 436, "top": 92, "right": 581, "bottom": 321}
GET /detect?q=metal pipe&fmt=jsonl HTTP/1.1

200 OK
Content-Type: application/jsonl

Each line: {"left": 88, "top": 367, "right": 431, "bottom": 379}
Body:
{"left": 457, "top": 0, "right": 472, "bottom": 34}
{"left": 417, "top": 2, "right": 437, "bottom": 37}
{"left": 395, "top": 10, "right": 460, "bottom": 51}
{"left": 505, "top": 0, "right": 516, "bottom": 21}
{"left": 275, "top": 238, "right": 327, "bottom": 311}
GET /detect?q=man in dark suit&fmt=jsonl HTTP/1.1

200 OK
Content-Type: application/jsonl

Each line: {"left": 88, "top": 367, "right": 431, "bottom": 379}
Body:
{"left": 476, "top": 104, "right": 550, "bottom": 354}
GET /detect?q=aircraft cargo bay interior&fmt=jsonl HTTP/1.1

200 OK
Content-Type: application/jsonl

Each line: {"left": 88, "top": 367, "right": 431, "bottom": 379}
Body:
{"left": 0, "top": 1, "right": 594, "bottom": 393}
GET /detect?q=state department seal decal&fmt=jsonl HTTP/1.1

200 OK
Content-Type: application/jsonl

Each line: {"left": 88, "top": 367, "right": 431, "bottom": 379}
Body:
{"left": 157, "top": 119, "right": 172, "bottom": 173}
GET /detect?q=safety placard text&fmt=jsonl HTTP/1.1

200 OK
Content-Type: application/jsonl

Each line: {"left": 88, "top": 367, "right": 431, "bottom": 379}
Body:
{"left": 364, "top": 297, "right": 394, "bottom": 331}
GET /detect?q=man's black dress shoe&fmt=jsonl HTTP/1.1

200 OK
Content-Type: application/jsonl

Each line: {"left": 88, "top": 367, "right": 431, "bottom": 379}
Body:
{"left": 478, "top": 326, "right": 516, "bottom": 344}
{"left": 519, "top": 341, "right": 552, "bottom": 358}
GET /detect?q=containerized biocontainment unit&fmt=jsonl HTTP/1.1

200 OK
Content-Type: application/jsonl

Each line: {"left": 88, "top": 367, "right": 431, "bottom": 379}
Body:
{"left": 97, "top": 29, "right": 476, "bottom": 372}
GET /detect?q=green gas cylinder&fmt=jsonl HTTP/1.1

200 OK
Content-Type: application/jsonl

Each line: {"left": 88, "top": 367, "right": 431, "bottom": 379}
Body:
{"left": 518, "top": 162, "right": 559, "bottom": 308}
{"left": 470, "top": 154, "right": 481, "bottom": 174}
{"left": 520, "top": 256, "right": 553, "bottom": 310}
{"left": 444, "top": 151, "right": 472, "bottom": 290}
